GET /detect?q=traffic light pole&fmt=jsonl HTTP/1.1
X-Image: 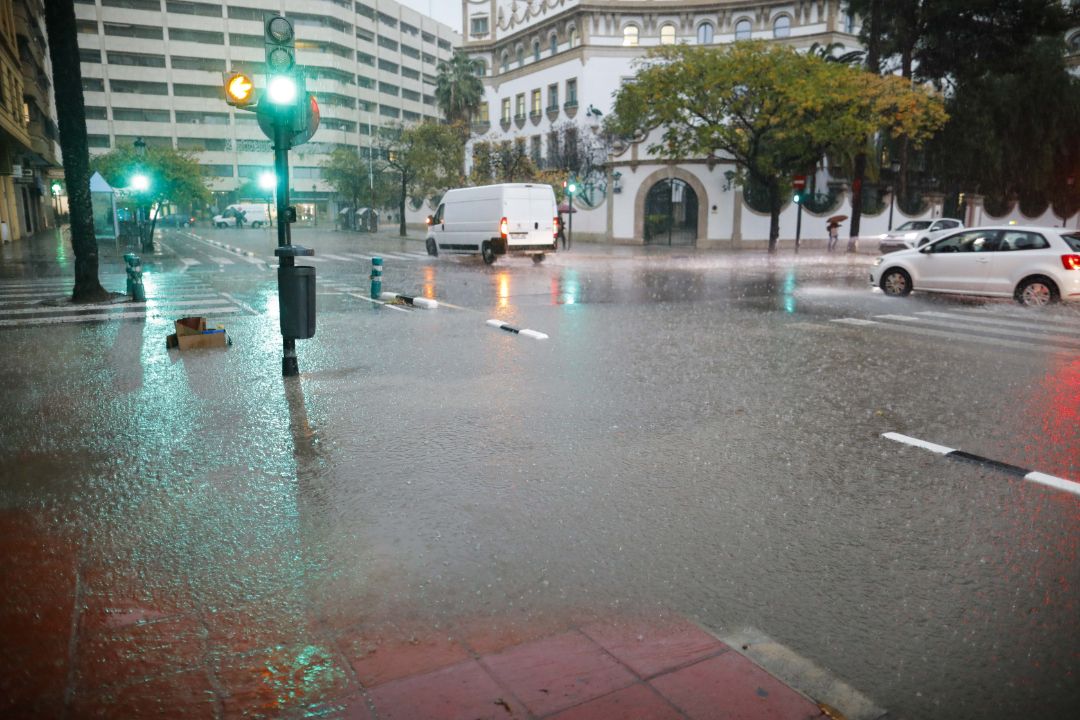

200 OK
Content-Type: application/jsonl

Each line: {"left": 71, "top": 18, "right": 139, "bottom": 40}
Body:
{"left": 795, "top": 201, "right": 803, "bottom": 253}
{"left": 274, "top": 120, "right": 298, "bottom": 377}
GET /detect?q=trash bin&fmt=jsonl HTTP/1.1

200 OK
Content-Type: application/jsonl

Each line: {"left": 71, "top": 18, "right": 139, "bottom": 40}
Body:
{"left": 278, "top": 265, "right": 316, "bottom": 339}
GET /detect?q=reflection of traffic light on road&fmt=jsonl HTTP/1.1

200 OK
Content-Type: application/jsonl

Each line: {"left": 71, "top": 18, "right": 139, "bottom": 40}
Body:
{"left": 224, "top": 72, "right": 257, "bottom": 108}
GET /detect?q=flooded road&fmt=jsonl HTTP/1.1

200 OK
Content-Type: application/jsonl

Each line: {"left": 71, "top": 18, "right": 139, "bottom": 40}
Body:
{"left": 2, "top": 233, "right": 1077, "bottom": 719}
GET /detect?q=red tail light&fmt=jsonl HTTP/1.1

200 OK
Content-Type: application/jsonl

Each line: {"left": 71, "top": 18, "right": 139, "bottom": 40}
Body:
{"left": 552, "top": 217, "right": 559, "bottom": 238}
{"left": 500, "top": 216, "right": 508, "bottom": 238}
{"left": 1062, "top": 254, "right": 1080, "bottom": 270}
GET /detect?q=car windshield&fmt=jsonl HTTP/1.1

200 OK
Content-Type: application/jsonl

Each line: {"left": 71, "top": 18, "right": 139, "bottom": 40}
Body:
{"left": 1062, "top": 233, "right": 1080, "bottom": 252}
{"left": 895, "top": 221, "right": 931, "bottom": 231}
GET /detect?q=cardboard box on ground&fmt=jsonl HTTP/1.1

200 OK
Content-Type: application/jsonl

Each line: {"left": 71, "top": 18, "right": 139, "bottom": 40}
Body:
{"left": 166, "top": 317, "right": 229, "bottom": 350}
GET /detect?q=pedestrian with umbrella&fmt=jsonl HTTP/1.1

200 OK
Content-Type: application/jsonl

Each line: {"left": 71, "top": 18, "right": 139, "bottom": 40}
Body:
{"left": 826, "top": 214, "right": 846, "bottom": 252}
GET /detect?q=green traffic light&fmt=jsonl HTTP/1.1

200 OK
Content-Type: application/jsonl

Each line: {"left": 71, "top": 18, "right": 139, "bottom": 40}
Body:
{"left": 131, "top": 174, "right": 150, "bottom": 192}
{"left": 267, "top": 75, "right": 298, "bottom": 105}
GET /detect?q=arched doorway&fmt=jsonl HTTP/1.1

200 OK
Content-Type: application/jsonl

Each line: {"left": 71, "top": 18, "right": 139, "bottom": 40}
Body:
{"left": 644, "top": 178, "right": 698, "bottom": 246}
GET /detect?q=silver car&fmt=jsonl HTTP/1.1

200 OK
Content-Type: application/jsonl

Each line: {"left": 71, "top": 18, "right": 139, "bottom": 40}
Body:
{"left": 878, "top": 218, "right": 964, "bottom": 253}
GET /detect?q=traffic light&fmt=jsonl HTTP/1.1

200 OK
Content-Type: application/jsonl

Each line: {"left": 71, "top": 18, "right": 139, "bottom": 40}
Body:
{"left": 792, "top": 190, "right": 803, "bottom": 204}
{"left": 224, "top": 71, "right": 257, "bottom": 108}
{"left": 50, "top": 181, "right": 62, "bottom": 196}
{"left": 264, "top": 15, "right": 297, "bottom": 111}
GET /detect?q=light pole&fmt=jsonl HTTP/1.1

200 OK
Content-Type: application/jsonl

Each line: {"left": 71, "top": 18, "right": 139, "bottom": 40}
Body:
{"left": 567, "top": 179, "right": 576, "bottom": 250}
{"left": 133, "top": 137, "right": 150, "bottom": 251}
{"left": 887, "top": 160, "right": 901, "bottom": 231}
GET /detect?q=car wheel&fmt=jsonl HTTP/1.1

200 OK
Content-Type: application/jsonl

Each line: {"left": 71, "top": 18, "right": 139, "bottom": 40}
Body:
{"left": 426, "top": 238, "right": 438, "bottom": 257}
{"left": 880, "top": 268, "right": 912, "bottom": 297}
{"left": 532, "top": 253, "right": 545, "bottom": 264}
{"left": 481, "top": 242, "right": 496, "bottom": 265}
{"left": 1015, "top": 276, "right": 1059, "bottom": 306}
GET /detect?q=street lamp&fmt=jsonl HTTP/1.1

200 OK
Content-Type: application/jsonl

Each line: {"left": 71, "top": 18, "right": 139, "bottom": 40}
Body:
{"left": 132, "top": 137, "right": 152, "bottom": 251}
{"left": 887, "top": 160, "right": 901, "bottom": 231}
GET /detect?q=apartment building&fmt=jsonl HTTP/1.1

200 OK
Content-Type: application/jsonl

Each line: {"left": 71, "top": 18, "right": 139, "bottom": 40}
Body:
{"left": 74, "top": 0, "right": 460, "bottom": 219}
{"left": 1, "top": 0, "right": 61, "bottom": 243}
{"left": 462, "top": 0, "right": 859, "bottom": 245}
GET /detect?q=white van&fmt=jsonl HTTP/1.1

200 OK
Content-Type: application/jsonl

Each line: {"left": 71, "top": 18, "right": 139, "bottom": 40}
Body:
{"left": 425, "top": 183, "right": 558, "bottom": 264}
{"left": 213, "top": 203, "right": 271, "bottom": 229}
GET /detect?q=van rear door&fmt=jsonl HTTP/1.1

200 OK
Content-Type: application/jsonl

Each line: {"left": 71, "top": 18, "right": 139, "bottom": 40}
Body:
{"left": 530, "top": 190, "right": 556, "bottom": 245}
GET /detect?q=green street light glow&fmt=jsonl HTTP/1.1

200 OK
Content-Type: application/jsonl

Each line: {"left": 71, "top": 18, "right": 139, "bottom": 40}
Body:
{"left": 567, "top": 183, "right": 577, "bottom": 194}
{"left": 131, "top": 174, "right": 150, "bottom": 192}
{"left": 259, "top": 172, "right": 276, "bottom": 190}
{"left": 50, "top": 182, "right": 62, "bottom": 195}
{"left": 267, "top": 75, "right": 297, "bottom": 105}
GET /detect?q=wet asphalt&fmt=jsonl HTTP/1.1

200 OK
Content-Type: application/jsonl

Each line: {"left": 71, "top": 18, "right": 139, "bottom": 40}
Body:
{"left": 1, "top": 225, "right": 1078, "bottom": 720}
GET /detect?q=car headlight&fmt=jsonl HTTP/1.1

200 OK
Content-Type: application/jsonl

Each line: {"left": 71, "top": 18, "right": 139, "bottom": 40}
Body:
{"left": 873, "top": 257, "right": 884, "bottom": 266}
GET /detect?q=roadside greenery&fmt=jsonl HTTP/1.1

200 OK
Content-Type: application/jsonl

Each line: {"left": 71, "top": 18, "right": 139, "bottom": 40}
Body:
{"left": 379, "top": 123, "right": 464, "bottom": 236}
{"left": 606, "top": 42, "right": 946, "bottom": 252}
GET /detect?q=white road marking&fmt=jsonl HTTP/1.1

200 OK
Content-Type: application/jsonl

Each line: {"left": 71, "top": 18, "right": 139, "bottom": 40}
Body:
{"left": 0, "top": 306, "right": 241, "bottom": 327}
{"left": 857, "top": 320, "right": 1076, "bottom": 355}
{"left": 874, "top": 314, "right": 1080, "bottom": 348}
{"left": 0, "top": 299, "right": 243, "bottom": 315}
{"left": 916, "top": 311, "right": 1080, "bottom": 336}
{"left": 881, "top": 432, "right": 954, "bottom": 455}
{"left": 1025, "top": 472, "right": 1080, "bottom": 498}
{"left": 831, "top": 318, "right": 880, "bottom": 327}
{"left": 321, "top": 253, "right": 353, "bottom": 262}
{"left": 343, "top": 292, "right": 410, "bottom": 312}
{"left": 181, "top": 258, "right": 201, "bottom": 266}
{"left": 211, "top": 257, "right": 236, "bottom": 265}
{"left": 219, "top": 293, "right": 260, "bottom": 316}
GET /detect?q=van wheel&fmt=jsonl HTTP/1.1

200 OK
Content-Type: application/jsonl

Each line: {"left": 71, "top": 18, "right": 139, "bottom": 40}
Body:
{"left": 251, "top": 221, "right": 261, "bottom": 229}
{"left": 532, "top": 253, "right": 545, "bottom": 264}
{"left": 426, "top": 238, "right": 438, "bottom": 257}
{"left": 481, "top": 242, "right": 496, "bottom": 265}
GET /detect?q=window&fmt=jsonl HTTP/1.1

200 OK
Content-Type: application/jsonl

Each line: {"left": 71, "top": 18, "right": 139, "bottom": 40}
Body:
{"left": 438, "top": 39, "right": 452, "bottom": 51}
{"left": 379, "top": 105, "right": 400, "bottom": 118}
{"left": 88, "top": 134, "right": 111, "bottom": 148}
{"left": 356, "top": 27, "right": 375, "bottom": 42}
{"left": 321, "top": 117, "right": 357, "bottom": 132}
{"left": 79, "top": 49, "right": 101, "bottom": 63}
{"left": 85, "top": 106, "right": 108, "bottom": 120}
{"left": 227, "top": 6, "right": 262, "bottom": 21}
{"left": 229, "top": 33, "right": 262, "bottom": 47}
{"left": 379, "top": 81, "right": 399, "bottom": 96}
{"left": 422, "top": 31, "right": 435, "bottom": 44}
{"left": 402, "top": 67, "right": 420, "bottom": 80}
{"left": 170, "top": 28, "right": 224, "bottom": 44}
{"left": 403, "top": 110, "right": 420, "bottom": 121}
{"left": 173, "top": 83, "right": 222, "bottom": 98}
{"left": 103, "top": 0, "right": 159, "bottom": 10}
{"left": 930, "top": 230, "right": 1002, "bottom": 253}
{"left": 402, "top": 44, "right": 420, "bottom": 59}
{"left": 997, "top": 231, "right": 1049, "bottom": 251}
{"left": 471, "top": 16, "right": 488, "bottom": 36}
{"left": 697, "top": 22, "right": 714, "bottom": 44}
{"left": 402, "top": 88, "right": 420, "bottom": 102}
{"left": 107, "top": 52, "right": 166, "bottom": 68}
{"left": 172, "top": 56, "right": 222, "bottom": 71}
{"left": 501, "top": 97, "right": 511, "bottom": 122}
{"left": 533, "top": 40, "right": 540, "bottom": 62}
{"left": 735, "top": 19, "right": 751, "bottom": 40}
{"left": 401, "top": 22, "right": 419, "bottom": 36}
{"left": 82, "top": 78, "right": 105, "bottom": 92}
{"left": 568, "top": 27, "right": 578, "bottom": 47}
{"left": 292, "top": 13, "right": 351, "bottom": 33}
{"left": 531, "top": 135, "right": 542, "bottom": 164}
{"left": 623, "top": 26, "right": 638, "bottom": 47}
{"left": 379, "top": 58, "right": 399, "bottom": 74}
{"left": 660, "top": 24, "right": 676, "bottom": 45}
{"left": 566, "top": 78, "right": 577, "bottom": 106}
{"left": 355, "top": 3, "right": 375, "bottom": 20}
{"left": 501, "top": 51, "right": 509, "bottom": 73}
{"left": 531, "top": 89, "right": 541, "bottom": 115}
{"left": 110, "top": 80, "right": 168, "bottom": 95}
{"left": 175, "top": 110, "right": 229, "bottom": 124}
{"left": 550, "top": 34, "right": 558, "bottom": 55}
{"left": 103, "top": 23, "right": 162, "bottom": 40}
{"left": 773, "top": 16, "right": 791, "bottom": 38}
{"left": 113, "top": 108, "right": 170, "bottom": 122}
{"left": 547, "top": 83, "right": 558, "bottom": 110}
{"left": 377, "top": 11, "right": 397, "bottom": 29}
{"left": 377, "top": 36, "right": 398, "bottom": 51}
{"left": 844, "top": 13, "right": 855, "bottom": 34}
{"left": 477, "top": 102, "right": 489, "bottom": 123}
{"left": 166, "top": 1, "right": 221, "bottom": 17}
{"left": 517, "top": 46, "right": 524, "bottom": 67}
{"left": 548, "top": 130, "right": 558, "bottom": 163}
{"left": 358, "top": 51, "right": 375, "bottom": 66}
{"left": 515, "top": 93, "right": 525, "bottom": 119}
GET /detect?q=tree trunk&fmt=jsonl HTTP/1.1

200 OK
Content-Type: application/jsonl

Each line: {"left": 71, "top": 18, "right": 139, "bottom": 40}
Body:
{"left": 44, "top": 0, "right": 109, "bottom": 302}
{"left": 398, "top": 174, "right": 407, "bottom": 236}
{"left": 849, "top": 0, "right": 882, "bottom": 246}
{"left": 767, "top": 180, "right": 781, "bottom": 253}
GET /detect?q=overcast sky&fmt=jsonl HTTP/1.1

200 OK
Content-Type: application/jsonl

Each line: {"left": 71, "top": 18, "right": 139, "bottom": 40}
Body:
{"left": 398, "top": 0, "right": 463, "bottom": 33}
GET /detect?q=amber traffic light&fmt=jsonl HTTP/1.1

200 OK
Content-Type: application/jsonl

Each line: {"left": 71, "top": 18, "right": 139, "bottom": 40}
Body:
{"left": 224, "top": 72, "right": 257, "bottom": 108}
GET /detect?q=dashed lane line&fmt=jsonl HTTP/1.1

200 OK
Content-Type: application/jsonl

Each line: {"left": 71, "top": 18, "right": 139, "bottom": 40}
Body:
{"left": 882, "top": 432, "right": 1080, "bottom": 498}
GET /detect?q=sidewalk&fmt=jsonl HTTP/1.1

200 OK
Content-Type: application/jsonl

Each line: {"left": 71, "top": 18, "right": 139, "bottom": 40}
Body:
{"left": 2, "top": 508, "right": 847, "bottom": 719}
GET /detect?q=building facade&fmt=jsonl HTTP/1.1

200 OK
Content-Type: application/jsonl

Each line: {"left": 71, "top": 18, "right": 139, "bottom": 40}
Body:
{"left": 2, "top": 0, "right": 61, "bottom": 243}
{"left": 462, "top": 0, "right": 874, "bottom": 246}
{"left": 74, "top": 0, "right": 460, "bottom": 220}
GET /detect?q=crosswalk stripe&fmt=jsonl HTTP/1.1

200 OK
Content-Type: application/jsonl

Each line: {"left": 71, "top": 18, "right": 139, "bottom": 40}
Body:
{"left": 211, "top": 257, "right": 235, "bottom": 265}
{"left": 831, "top": 318, "right": 880, "bottom": 327}
{"left": 321, "top": 253, "right": 353, "bottom": 262}
{"left": 0, "top": 306, "right": 242, "bottom": 327}
{"left": 344, "top": 252, "right": 373, "bottom": 260}
{"left": 865, "top": 321, "right": 1074, "bottom": 354}
{"left": 0, "top": 299, "right": 241, "bottom": 316}
{"left": 916, "top": 310, "right": 1080, "bottom": 334}
{"left": 874, "top": 314, "right": 1080, "bottom": 348}
{"left": 181, "top": 258, "right": 201, "bottom": 266}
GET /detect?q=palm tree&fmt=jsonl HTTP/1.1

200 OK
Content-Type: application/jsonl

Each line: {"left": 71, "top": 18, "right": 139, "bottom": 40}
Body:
{"left": 435, "top": 52, "right": 484, "bottom": 126}
{"left": 808, "top": 41, "right": 866, "bottom": 66}
{"left": 44, "top": 0, "right": 109, "bottom": 302}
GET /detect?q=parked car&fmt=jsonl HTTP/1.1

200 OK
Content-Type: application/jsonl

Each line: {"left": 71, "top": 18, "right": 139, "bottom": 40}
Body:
{"left": 425, "top": 183, "right": 558, "bottom": 264}
{"left": 157, "top": 213, "right": 194, "bottom": 228}
{"left": 878, "top": 218, "right": 964, "bottom": 253}
{"left": 870, "top": 226, "right": 1080, "bottom": 306}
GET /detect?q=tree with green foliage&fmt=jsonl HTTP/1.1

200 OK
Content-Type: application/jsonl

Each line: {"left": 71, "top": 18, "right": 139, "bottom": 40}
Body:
{"left": 607, "top": 42, "right": 946, "bottom": 251}
{"left": 44, "top": 0, "right": 108, "bottom": 302}
{"left": 92, "top": 145, "right": 210, "bottom": 239}
{"left": 380, "top": 123, "right": 464, "bottom": 236}
{"left": 323, "top": 148, "right": 370, "bottom": 230}
{"left": 435, "top": 51, "right": 485, "bottom": 128}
